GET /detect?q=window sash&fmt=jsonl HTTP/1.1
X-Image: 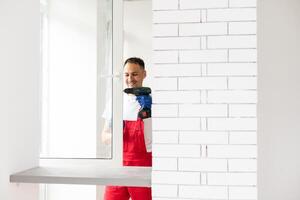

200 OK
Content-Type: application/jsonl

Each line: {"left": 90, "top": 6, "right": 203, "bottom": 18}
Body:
{"left": 40, "top": 0, "right": 123, "bottom": 168}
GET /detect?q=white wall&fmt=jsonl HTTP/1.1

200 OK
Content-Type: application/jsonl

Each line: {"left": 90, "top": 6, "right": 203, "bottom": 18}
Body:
{"left": 258, "top": 0, "right": 300, "bottom": 200}
{"left": 151, "top": 0, "right": 257, "bottom": 199}
{"left": 0, "top": 0, "right": 40, "bottom": 200}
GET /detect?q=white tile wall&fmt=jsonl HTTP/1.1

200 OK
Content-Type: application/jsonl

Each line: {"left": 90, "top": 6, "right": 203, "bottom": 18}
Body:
{"left": 207, "top": 172, "right": 257, "bottom": 185}
{"left": 228, "top": 159, "right": 257, "bottom": 172}
{"left": 207, "top": 35, "right": 257, "bottom": 49}
{"left": 153, "top": 51, "right": 178, "bottom": 63}
{"left": 153, "top": 157, "right": 178, "bottom": 171}
{"left": 153, "top": 91, "right": 201, "bottom": 103}
{"left": 153, "top": 10, "right": 201, "bottom": 23}
{"left": 152, "top": 0, "right": 178, "bottom": 10}
{"left": 179, "top": 104, "right": 228, "bottom": 117}
{"left": 153, "top": 144, "right": 201, "bottom": 157}
{"left": 207, "top": 145, "right": 257, "bottom": 158}
{"left": 152, "top": 185, "right": 178, "bottom": 198}
{"left": 207, "top": 118, "right": 257, "bottom": 130}
{"left": 152, "top": 104, "right": 178, "bottom": 117}
{"left": 207, "top": 63, "right": 257, "bottom": 76}
{"left": 178, "top": 158, "right": 227, "bottom": 171}
{"left": 179, "top": 131, "right": 228, "bottom": 144}
{"left": 152, "top": 171, "right": 201, "bottom": 184}
{"left": 153, "top": 24, "right": 178, "bottom": 37}
{"left": 151, "top": 64, "right": 201, "bottom": 77}
{"left": 153, "top": 131, "right": 179, "bottom": 144}
{"left": 229, "top": 104, "right": 256, "bottom": 117}
{"left": 180, "top": 0, "right": 228, "bottom": 9}
{"left": 229, "top": 49, "right": 257, "bottom": 62}
{"left": 178, "top": 77, "right": 227, "bottom": 90}
{"left": 179, "top": 22, "right": 227, "bottom": 36}
{"left": 229, "top": 0, "right": 257, "bottom": 8}
{"left": 179, "top": 186, "right": 227, "bottom": 199}
{"left": 229, "top": 131, "right": 257, "bottom": 144}
{"left": 152, "top": 0, "right": 257, "bottom": 199}
{"left": 228, "top": 77, "right": 257, "bottom": 89}
{"left": 153, "top": 37, "right": 201, "bottom": 50}
{"left": 229, "top": 22, "right": 256, "bottom": 34}
{"left": 153, "top": 117, "right": 201, "bottom": 130}
{"left": 229, "top": 186, "right": 257, "bottom": 199}
{"left": 207, "top": 8, "right": 256, "bottom": 22}
{"left": 207, "top": 90, "right": 257, "bottom": 103}
{"left": 151, "top": 77, "right": 178, "bottom": 90}
{"left": 179, "top": 50, "right": 228, "bottom": 63}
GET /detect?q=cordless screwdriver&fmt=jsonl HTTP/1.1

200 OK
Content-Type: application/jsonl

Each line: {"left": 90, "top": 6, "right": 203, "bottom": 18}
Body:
{"left": 123, "top": 87, "right": 151, "bottom": 96}
{"left": 123, "top": 87, "right": 152, "bottom": 119}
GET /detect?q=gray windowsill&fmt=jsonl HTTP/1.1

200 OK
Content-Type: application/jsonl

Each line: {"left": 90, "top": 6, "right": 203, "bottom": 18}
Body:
{"left": 10, "top": 166, "right": 151, "bottom": 187}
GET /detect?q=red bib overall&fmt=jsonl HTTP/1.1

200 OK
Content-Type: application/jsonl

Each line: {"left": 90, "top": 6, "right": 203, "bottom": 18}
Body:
{"left": 104, "top": 118, "right": 152, "bottom": 200}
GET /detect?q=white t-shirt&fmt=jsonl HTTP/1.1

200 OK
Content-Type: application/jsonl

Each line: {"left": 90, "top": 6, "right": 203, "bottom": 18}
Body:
{"left": 102, "top": 93, "right": 152, "bottom": 152}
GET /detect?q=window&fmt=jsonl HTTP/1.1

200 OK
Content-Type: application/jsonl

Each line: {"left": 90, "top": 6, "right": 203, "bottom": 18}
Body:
{"left": 40, "top": 0, "right": 123, "bottom": 199}
{"left": 40, "top": 0, "right": 123, "bottom": 163}
{"left": 38, "top": 0, "right": 151, "bottom": 199}
{"left": 9, "top": 0, "right": 152, "bottom": 197}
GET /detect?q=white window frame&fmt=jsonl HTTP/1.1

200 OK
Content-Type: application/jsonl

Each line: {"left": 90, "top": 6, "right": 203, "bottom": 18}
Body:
{"left": 9, "top": 2, "right": 151, "bottom": 196}
{"left": 40, "top": 0, "right": 124, "bottom": 169}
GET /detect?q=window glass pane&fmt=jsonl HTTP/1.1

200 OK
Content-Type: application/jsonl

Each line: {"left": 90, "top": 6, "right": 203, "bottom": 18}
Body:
{"left": 40, "top": 0, "right": 113, "bottom": 159}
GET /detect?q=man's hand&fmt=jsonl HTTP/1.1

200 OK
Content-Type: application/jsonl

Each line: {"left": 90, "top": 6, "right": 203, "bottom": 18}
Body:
{"left": 136, "top": 95, "right": 152, "bottom": 119}
{"left": 136, "top": 95, "right": 152, "bottom": 109}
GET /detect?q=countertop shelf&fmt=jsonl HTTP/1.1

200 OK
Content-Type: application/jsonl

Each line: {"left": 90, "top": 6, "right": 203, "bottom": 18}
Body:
{"left": 10, "top": 166, "right": 151, "bottom": 187}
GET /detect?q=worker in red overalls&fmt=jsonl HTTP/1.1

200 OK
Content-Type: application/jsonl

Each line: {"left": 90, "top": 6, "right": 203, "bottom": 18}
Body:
{"left": 102, "top": 57, "right": 152, "bottom": 200}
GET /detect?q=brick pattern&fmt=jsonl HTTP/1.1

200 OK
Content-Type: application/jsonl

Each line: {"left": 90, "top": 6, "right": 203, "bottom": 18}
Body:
{"left": 152, "top": 0, "right": 257, "bottom": 199}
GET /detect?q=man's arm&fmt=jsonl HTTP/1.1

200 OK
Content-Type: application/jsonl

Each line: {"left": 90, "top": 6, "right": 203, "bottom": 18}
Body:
{"left": 101, "top": 120, "right": 112, "bottom": 145}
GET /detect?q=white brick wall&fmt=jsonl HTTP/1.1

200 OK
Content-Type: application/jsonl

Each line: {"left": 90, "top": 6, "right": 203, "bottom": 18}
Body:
{"left": 180, "top": 0, "right": 228, "bottom": 9}
{"left": 207, "top": 8, "right": 256, "bottom": 22}
{"left": 179, "top": 22, "right": 228, "bottom": 36}
{"left": 152, "top": 0, "right": 257, "bottom": 199}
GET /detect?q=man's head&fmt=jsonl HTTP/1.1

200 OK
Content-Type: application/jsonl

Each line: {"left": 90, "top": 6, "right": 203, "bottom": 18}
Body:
{"left": 123, "top": 57, "right": 146, "bottom": 88}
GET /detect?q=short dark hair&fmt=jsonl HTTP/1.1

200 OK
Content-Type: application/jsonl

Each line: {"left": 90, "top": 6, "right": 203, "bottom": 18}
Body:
{"left": 124, "top": 57, "right": 145, "bottom": 70}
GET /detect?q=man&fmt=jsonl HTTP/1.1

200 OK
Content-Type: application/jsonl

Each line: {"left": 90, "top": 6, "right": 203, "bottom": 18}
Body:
{"left": 103, "top": 57, "right": 152, "bottom": 200}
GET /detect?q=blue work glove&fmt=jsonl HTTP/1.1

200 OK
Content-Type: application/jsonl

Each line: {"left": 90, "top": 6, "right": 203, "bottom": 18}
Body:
{"left": 136, "top": 95, "right": 152, "bottom": 109}
{"left": 136, "top": 95, "right": 152, "bottom": 119}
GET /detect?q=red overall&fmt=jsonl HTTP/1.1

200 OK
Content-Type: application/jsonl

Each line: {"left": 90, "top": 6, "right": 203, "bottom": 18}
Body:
{"left": 104, "top": 118, "right": 152, "bottom": 200}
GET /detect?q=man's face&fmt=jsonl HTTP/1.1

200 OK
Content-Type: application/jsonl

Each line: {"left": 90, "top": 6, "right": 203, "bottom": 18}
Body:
{"left": 123, "top": 62, "right": 146, "bottom": 88}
